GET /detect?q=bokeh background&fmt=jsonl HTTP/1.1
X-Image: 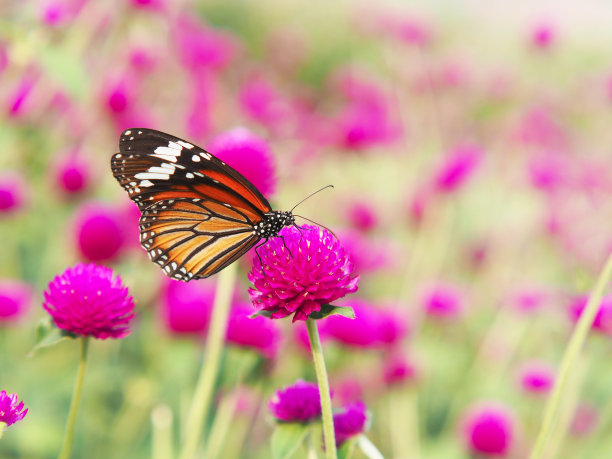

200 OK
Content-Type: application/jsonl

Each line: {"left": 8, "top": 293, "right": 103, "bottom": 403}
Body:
{"left": 3, "top": 0, "right": 612, "bottom": 457}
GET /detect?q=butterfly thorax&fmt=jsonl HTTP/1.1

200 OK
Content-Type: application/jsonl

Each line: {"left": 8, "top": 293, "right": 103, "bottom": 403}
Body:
{"left": 254, "top": 211, "right": 295, "bottom": 238}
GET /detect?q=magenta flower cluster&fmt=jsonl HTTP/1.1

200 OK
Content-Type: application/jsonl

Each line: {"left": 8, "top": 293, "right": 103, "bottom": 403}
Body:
{"left": 249, "top": 225, "right": 359, "bottom": 322}
{"left": 268, "top": 380, "right": 322, "bottom": 423}
{"left": 0, "top": 390, "right": 27, "bottom": 427}
{"left": 333, "top": 402, "right": 368, "bottom": 446}
{"left": 43, "top": 263, "right": 135, "bottom": 339}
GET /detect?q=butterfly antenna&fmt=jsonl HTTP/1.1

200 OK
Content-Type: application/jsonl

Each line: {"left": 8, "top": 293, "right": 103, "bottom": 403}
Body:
{"left": 290, "top": 185, "right": 334, "bottom": 212}
{"left": 293, "top": 215, "right": 337, "bottom": 239}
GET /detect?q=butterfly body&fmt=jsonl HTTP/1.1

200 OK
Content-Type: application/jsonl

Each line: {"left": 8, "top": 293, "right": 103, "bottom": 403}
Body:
{"left": 111, "top": 128, "right": 295, "bottom": 281}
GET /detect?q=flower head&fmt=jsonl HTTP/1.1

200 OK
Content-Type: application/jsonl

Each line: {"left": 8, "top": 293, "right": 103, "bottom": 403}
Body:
{"left": 249, "top": 226, "right": 359, "bottom": 322}
{"left": 346, "top": 200, "right": 378, "bottom": 232}
{"left": 568, "top": 294, "right": 612, "bottom": 335}
{"left": 208, "top": 127, "right": 276, "bottom": 197}
{"left": 0, "top": 391, "right": 27, "bottom": 427}
{"left": 0, "top": 173, "right": 26, "bottom": 215}
{"left": 269, "top": 380, "right": 321, "bottom": 423}
{"left": 333, "top": 402, "right": 368, "bottom": 446}
{"left": 383, "top": 353, "right": 418, "bottom": 386}
{"left": 74, "top": 203, "right": 125, "bottom": 262}
{"left": 433, "top": 144, "right": 482, "bottom": 194}
{"left": 43, "top": 263, "right": 135, "bottom": 339}
{"left": 0, "top": 280, "right": 33, "bottom": 324}
{"left": 422, "top": 283, "right": 465, "bottom": 320}
{"left": 517, "top": 361, "right": 555, "bottom": 395}
{"left": 531, "top": 23, "right": 555, "bottom": 50}
{"left": 160, "top": 278, "right": 215, "bottom": 336}
{"left": 226, "top": 303, "right": 281, "bottom": 359}
{"left": 461, "top": 402, "right": 515, "bottom": 457}
{"left": 54, "top": 151, "right": 90, "bottom": 196}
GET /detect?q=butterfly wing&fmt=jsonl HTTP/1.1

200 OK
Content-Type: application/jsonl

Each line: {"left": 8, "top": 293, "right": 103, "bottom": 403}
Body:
{"left": 110, "top": 128, "right": 270, "bottom": 280}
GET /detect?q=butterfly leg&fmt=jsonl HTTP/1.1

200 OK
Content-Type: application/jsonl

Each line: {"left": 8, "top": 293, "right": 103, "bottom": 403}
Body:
{"left": 278, "top": 234, "right": 294, "bottom": 259}
{"left": 253, "top": 239, "right": 269, "bottom": 277}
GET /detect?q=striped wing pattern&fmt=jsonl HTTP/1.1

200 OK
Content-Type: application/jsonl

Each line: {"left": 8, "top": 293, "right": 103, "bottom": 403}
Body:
{"left": 110, "top": 128, "right": 271, "bottom": 280}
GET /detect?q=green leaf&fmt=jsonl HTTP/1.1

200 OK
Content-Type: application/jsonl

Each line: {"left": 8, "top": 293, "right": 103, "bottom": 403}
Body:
{"left": 249, "top": 309, "right": 274, "bottom": 319}
{"left": 338, "top": 437, "right": 358, "bottom": 459}
{"left": 28, "top": 317, "right": 76, "bottom": 357}
{"left": 308, "top": 304, "right": 355, "bottom": 320}
{"left": 271, "top": 423, "right": 310, "bottom": 459}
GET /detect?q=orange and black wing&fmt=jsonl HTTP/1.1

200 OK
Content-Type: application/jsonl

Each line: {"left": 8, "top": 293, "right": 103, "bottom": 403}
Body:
{"left": 110, "top": 128, "right": 271, "bottom": 280}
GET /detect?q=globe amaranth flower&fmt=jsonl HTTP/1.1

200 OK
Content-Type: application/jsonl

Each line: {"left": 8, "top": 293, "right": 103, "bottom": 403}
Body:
{"left": 226, "top": 303, "right": 281, "bottom": 359}
{"left": 517, "top": 360, "right": 555, "bottom": 395}
{"left": 568, "top": 294, "right": 612, "bottom": 335}
{"left": 0, "top": 173, "right": 26, "bottom": 215}
{"left": 74, "top": 203, "right": 125, "bottom": 262}
{"left": 43, "top": 263, "right": 135, "bottom": 339}
{"left": 461, "top": 402, "right": 515, "bottom": 457}
{"left": 269, "top": 380, "right": 321, "bottom": 423}
{"left": 0, "top": 390, "right": 28, "bottom": 428}
{"left": 54, "top": 150, "right": 90, "bottom": 196}
{"left": 160, "top": 277, "right": 214, "bottom": 336}
{"left": 0, "top": 279, "right": 33, "bottom": 324}
{"left": 333, "top": 402, "right": 369, "bottom": 446}
{"left": 208, "top": 127, "right": 276, "bottom": 197}
{"left": 249, "top": 225, "right": 359, "bottom": 322}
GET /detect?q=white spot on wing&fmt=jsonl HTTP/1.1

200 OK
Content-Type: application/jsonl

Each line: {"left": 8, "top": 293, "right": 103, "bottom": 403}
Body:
{"left": 186, "top": 172, "right": 194, "bottom": 179}
{"left": 178, "top": 141, "right": 194, "bottom": 149}
{"left": 139, "top": 180, "right": 154, "bottom": 187}
{"left": 135, "top": 172, "right": 170, "bottom": 180}
{"left": 192, "top": 155, "right": 201, "bottom": 162}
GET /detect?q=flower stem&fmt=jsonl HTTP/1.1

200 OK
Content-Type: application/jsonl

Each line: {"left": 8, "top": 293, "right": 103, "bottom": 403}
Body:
{"left": 530, "top": 252, "right": 612, "bottom": 459}
{"left": 58, "top": 336, "right": 89, "bottom": 459}
{"left": 306, "top": 318, "right": 336, "bottom": 459}
{"left": 151, "top": 404, "right": 174, "bottom": 459}
{"left": 180, "top": 264, "right": 237, "bottom": 459}
{"left": 0, "top": 422, "right": 6, "bottom": 439}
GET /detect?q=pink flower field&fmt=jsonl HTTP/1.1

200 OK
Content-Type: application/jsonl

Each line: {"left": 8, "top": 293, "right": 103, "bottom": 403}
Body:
{"left": 2, "top": 1, "right": 612, "bottom": 458}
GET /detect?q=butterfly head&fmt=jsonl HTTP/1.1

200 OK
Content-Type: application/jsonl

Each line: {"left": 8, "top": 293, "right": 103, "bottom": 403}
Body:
{"left": 256, "top": 211, "right": 295, "bottom": 239}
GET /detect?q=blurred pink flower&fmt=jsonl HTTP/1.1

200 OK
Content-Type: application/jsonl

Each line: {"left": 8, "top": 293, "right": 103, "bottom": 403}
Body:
{"left": 54, "top": 151, "right": 90, "bottom": 196}
{"left": 461, "top": 402, "right": 515, "bottom": 457}
{"left": 508, "top": 287, "right": 548, "bottom": 314}
{"left": 333, "top": 377, "right": 364, "bottom": 405}
{"left": 160, "top": 278, "right": 215, "bottom": 335}
{"left": 387, "top": 15, "right": 432, "bottom": 47}
{"left": 0, "top": 280, "right": 33, "bottom": 324}
{"left": 173, "top": 14, "right": 238, "bottom": 74}
{"left": 129, "top": 0, "right": 165, "bottom": 11}
{"left": 333, "top": 402, "right": 369, "bottom": 446}
{"left": 383, "top": 352, "right": 418, "bottom": 386}
{"left": 531, "top": 23, "right": 555, "bottom": 50}
{"left": 7, "top": 71, "right": 38, "bottom": 118}
{"left": 0, "top": 391, "right": 28, "bottom": 428}
{"left": 324, "top": 299, "right": 407, "bottom": 348}
{"left": 433, "top": 144, "right": 482, "bottom": 194}
{"left": 208, "top": 127, "right": 276, "bottom": 197}
{"left": 41, "top": 1, "right": 74, "bottom": 26}
{"left": 528, "top": 151, "right": 569, "bottom": 192}
{"left": 129, "top": 46, "right": 158, "bottom": 74}
{"left": 119, "top": 200, "right": 143, "bottom": 250}
{"left": 74, "top": 203, "right": 125, "bottom": 262}
{"left": 0, "top": 42, "right": 7, "bottom": 74}
{"left": 571, "top": 402, "right": 599, "bottom": 437}
{"left": 517, "top": 361, "right": 555, "bottom": 395}
{"left": 515, "top": 106, "right": 566, "bottom": 151}
{"left": 0, "top": 173, "right": 26, "bottom": 215}
{"left": 422, "top": 283, "right": 465, "bottom": 320}
{"left": 339, "top": 229, "right": 393, "bottom": 273}
{"left": 226, "top": 303, "right": 281, "bottom": 359}
{"left": 407, "top": 186, "right": 433, "bottom": 225}
{"left": 568, "top": 294, "right": 612, "bottom": 335}
{"left": 103, "top": 76, "right": 137, "bottom": 116}
{"left": 239, "top": 75, "right": 291, "bottom": 131}
{"left": 269, "top": 380, "right": 321, "bottom": 423}
{"left": 185, "top": 72, "right": 217, "bottom": 139}
{"left": 346, "top": 200, "right": 378, "bottom": 232}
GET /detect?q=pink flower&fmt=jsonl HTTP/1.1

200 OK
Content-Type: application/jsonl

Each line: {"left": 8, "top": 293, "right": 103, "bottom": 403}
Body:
{"left": 173, "top": 14, "right": 238, "bottom": 74}
{"left": 571, "top": 403, "right": 599, "bottom": 437}
{"left": 528, "top": 152, "right": 569, "bottom": 192}
{"left": 269, "top": 380, "right": 321, "bottom": 423}
{"left": 208, "top": 127, "right": 276, "bottom": 196}
{"left": 129, "top": 0, "right": 165, "bottom": 11}
{"left": 333, "top": 402, "right": 368, "bottom": 446}
{"left": 461, "top": 403, "right": 515, "bottom": 457}
{"left": 0, "top": 173, "right": 26, "bottom": 215}
{"left": 346, "top": 200, "right": 378, "bottom": 232}
{"left": 74, "top": 203, "right": 125, "bottom": 262}
{"left": 383, "top": 353, "right": 418, "bottom": 386}
{"left": 160, "top": 278, "right": 215, "bottom": 335}
{"left": 568, "top": 294, "right": 612, "bottom": 335}
{"left": 103, "top": 77, "right": 136, "bottom": 116}
{"left": 7, "top": 71, "right": 38, "bottom": 118}
{"left": 0, "top": 280, "right": 33, "bottom": 324}
{"left": 422, "top": 283, "right": 465, "bottom": 319}
{"left": 324, "top": 300, "right": 408, "bottom": 348}
{"left": 226, "top": 303, "right": 281, "bottom": 359}
{"left": 388, "top": 15, "right": 432, "bottom": 47}
{"left": 54, "top": 151, "right": 90, "bottom": 196}
{"left": 517, "top": 361, "right": 555, "bottom": 395}
{"left": 433, "top": 144, "right": 482, "bottom": 194}
{"left": 531, "top": 23, "right": 555, "bottom": 50}
{"left": 239, "top": 75, "right": 290, "bottom": 130}
{"left": 0, "top": 391, "right": 27, "bottom": 427}
{"left": 43, "top": 263, "right": 135, "bottom": 339}
{"left": 339, "top": 229, "right": 393, "bottom": 273}
{"left": 129, "top": 47, "right": 158, "bottom": 74}
{"left": 249, "top": 226, "right": 359, "bottom": 322}
{"left": 515, "top": 106, "right": 566, "bottom": 151}
{"left": 507, "top": 287, "right": 548, "bottom": 314}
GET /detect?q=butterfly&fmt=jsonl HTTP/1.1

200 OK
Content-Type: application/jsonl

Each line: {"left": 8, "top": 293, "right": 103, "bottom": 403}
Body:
{"left": 111, "top": 128, "right": 307, "bottom": 281}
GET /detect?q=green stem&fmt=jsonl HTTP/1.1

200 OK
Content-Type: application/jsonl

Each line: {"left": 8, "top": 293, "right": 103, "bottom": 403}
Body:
{"left": 151, "top": 404, "right": 174, "bottom": 459}
{"left": 530, "top": 252, "right": 612, "bottom": 459}
{"left": 179, "top": 265, "right": 237, "bottom": 459}
{"left": 306, "top": 318, "right": 336, "bottom": 459}
{"left": 0, "top": 422, "right": 6, "bottom": 440}
{"left": 58, "top": 337, "right": 89, "bottom": 459}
